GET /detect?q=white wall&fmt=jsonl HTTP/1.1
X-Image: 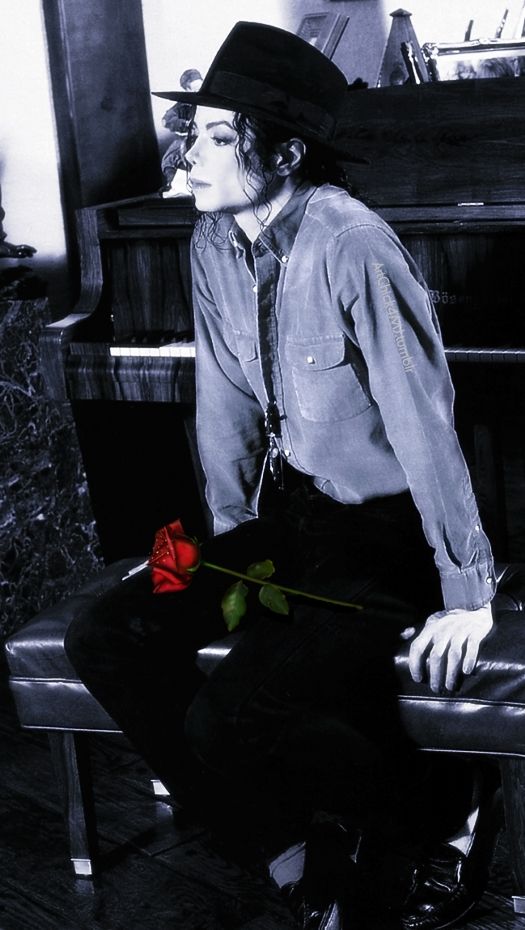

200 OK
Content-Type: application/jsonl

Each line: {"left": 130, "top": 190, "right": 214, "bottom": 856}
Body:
{"left": 0, "top": 0, "right": 66, "bottom": 307}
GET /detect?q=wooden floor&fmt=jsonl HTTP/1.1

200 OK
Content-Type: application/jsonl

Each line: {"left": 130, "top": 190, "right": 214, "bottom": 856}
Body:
{"left": 1, "top": 657, "right": 525, "bottom": 930}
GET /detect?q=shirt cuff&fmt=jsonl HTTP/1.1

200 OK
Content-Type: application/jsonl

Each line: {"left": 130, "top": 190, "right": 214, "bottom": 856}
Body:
{"left": 440, "top": 559, "right": 496, "bottom": 611}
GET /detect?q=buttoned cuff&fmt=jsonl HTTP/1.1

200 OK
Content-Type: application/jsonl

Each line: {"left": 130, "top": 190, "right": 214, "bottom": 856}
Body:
{"left": 440, "top": 559, "right": 496, "bottom": 612}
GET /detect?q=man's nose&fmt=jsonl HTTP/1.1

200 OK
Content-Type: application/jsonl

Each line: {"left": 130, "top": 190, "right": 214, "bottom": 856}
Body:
{"left": 185, "top": 138, "right": 199, "bottom": 166}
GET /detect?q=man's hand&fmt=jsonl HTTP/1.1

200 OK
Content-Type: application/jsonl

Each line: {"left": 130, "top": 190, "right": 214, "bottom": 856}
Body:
{"left": 404, "top": 604, "right": 493, "bottom": 693}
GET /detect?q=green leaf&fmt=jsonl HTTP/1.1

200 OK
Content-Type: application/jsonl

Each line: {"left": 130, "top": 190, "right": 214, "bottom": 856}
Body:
{"left": 246, "top": 559, "right": 275, "bottom": 581}
{"left": 221, "top": 581, "right": 248, "bottom": 631}
{"left": 259, "top": 584, "right": 289, "bottom": 616}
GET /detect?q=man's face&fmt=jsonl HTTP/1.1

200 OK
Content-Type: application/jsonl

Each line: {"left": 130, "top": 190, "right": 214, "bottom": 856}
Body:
{"left": 185, "top": 106, "right": 263, "bottom": 215}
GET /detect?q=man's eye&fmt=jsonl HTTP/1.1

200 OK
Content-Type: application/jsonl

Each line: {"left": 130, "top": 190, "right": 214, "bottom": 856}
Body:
{"left": 212, "top": 135, "right": 235, "bottom": 147}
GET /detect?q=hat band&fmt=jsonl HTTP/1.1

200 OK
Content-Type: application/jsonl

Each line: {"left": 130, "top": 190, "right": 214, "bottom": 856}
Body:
{"left": 208, "top": 70, "right": 336, "bottom": 140}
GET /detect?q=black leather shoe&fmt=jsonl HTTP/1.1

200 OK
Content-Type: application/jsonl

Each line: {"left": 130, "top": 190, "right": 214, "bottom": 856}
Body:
{"left": 400, "top": 842, "right": 487, "bottom": 930}
{"left": 282, "top": 820, "right": 359, "bottom": 930}
{"left": 284, "top": 884, "right": 344, "bottom": 930}
{"left": 401, "top": 771, "right": 501, "bottom": 930}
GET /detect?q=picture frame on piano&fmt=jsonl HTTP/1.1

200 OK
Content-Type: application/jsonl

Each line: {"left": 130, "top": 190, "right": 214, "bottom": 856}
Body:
{"left": 296, "top": 13, "right": 349, "bottom": 59}
{"left": 422, "top": 38, "right": 525, "bottom": 81}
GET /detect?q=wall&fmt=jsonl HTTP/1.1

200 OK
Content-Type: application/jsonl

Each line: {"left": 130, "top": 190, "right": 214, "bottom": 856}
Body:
{"left": 0, "top": 0, "right": 68, "bottom": 312}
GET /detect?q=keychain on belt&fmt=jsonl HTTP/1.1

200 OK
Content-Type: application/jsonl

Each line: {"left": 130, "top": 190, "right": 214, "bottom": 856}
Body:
{"left": 265, "top": 400, "right": 284, "bottom": 489}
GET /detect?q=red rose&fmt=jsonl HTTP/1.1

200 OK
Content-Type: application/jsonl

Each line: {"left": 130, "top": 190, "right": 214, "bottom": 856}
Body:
{"left": 148, "top": 519, "right": 201, "bottom": 593}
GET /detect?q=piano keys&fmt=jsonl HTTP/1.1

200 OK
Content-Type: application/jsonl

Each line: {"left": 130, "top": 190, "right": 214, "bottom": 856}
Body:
{"left": 445, "top": 348, "right": 525, "bottom": 364}
{"left": 108, "top": 331, "right": 196, "bottom": 358}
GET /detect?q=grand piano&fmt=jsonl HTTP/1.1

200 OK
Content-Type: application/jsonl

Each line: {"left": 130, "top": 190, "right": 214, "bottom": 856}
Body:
{"left": 41, "top": 75, "right": 525, "bottom": 562}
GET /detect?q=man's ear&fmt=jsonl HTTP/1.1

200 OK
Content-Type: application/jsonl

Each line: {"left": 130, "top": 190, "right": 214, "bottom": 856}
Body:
{"left": 274, "top": 138, "right": 306, "bottom": 176}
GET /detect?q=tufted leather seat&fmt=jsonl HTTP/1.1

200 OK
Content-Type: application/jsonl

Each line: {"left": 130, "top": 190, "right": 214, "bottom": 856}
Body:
{"left": 5, "top": 559, "right": 525, "bottom": 911}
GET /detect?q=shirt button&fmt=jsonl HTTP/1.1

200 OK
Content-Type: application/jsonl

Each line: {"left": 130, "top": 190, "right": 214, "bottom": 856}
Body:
{"left": 284, "top": 449, "right": 291, "bottom": 457}
{"left": 252, "top": 284, "right": 257, "bottom": 293}
{"left": 306, "top": 355, "right": 316, "bottom": 364}
{"left": 475, "top": 524, "right": 480, "bottom": 532}
{"left": 486, "top": 576, "right": 494, "bottom": 585}
{"left": 281, "top": 255, "right": 289, "bottom": 264}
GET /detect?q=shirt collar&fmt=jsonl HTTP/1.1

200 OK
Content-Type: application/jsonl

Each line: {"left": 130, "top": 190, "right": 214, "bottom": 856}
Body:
{"left": 228, "top": 182, "right": 316, "bottom": 265}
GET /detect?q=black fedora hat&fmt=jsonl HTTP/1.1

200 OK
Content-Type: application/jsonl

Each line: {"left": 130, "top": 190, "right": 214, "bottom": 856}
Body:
{"left": 154, "top": 21, "right": 365, "bottom": 161}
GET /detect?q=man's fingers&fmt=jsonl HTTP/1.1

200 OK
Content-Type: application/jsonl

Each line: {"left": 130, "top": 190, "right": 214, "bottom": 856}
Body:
{"left": 423, "top": 636, "right": 475, "bottom": 693}
{"left": 408, "top": 628, "right": 433, "bottom": 682}
{"left": 444, "top": 640, "right": 464, "bottom": 692}
{"left": 462, "top": 635, "right": 481, "bottom": 677}
{"left": 428, "top": 641, "right": 450, "bottom": 693}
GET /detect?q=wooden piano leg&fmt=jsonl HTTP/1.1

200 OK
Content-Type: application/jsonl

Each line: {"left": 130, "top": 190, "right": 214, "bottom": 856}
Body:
{"left": 499, "top": 758, "right": 525, "bottom": 913}
{"left": 48, "top": 732, "right": 99, "bottom": 877}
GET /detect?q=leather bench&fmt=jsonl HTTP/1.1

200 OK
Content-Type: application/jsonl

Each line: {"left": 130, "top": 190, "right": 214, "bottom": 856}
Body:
{"left": 5, "top": 558, "right": 525, "bottom": 913}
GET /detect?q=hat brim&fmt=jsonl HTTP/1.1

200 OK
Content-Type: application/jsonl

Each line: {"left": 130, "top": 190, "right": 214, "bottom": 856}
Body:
{"left": 153, "top": 90, "right": 368, "bottom": 165}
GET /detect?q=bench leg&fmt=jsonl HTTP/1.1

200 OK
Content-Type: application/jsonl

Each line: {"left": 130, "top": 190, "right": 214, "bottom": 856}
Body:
{"left": 499, "top": 757, "right": 525, "bottom": 913}
{"left": 48, "top": 732, "right": 99, "bottom": 878}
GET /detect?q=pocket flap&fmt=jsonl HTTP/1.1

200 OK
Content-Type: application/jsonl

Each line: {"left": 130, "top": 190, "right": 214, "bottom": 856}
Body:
{"left": 286, "top": 335, "right": 346, "bottom": 370}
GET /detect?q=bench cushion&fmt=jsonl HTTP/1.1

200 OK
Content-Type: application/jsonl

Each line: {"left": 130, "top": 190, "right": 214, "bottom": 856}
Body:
{"left": 4, "top": 558, "right": 140, "bottom": 731}
{"left": 5, "top": 560, "right": 525, "bottom": 752}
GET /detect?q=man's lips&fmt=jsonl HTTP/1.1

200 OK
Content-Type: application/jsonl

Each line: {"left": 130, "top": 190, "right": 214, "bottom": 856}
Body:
{"left": 190, "top": 178, "right": 212, "bottom": 189}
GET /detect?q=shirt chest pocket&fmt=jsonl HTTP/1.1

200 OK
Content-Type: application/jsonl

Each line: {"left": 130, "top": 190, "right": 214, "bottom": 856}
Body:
{"left": 286, "top": 335, "right": 372, "bottom": 423}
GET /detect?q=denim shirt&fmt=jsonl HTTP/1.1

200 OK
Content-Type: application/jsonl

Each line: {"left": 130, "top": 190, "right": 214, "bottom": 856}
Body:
{"left": 191, "top": 183, "right": 495, "bottom": 611}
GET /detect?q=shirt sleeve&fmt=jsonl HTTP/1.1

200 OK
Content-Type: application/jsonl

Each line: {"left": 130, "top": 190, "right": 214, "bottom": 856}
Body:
{"left": 191, "top": 240, "right": 267, "bottom": 535}
{"left": 335, "top": 222, "right": 495, "bottom": 611}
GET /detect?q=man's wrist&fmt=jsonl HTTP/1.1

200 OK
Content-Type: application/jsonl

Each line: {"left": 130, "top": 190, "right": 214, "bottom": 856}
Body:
{"left": 440, "top": 560, "right": 496, "bottom": 612}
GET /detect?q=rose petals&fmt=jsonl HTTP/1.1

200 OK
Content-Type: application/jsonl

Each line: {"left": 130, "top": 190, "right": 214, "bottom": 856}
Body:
{"left": 148, "top": 519, "right": 201, "bottom": 594}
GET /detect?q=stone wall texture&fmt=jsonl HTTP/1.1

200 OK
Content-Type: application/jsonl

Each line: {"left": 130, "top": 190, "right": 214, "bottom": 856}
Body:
{"left": 0, "top": 299, "right": 102, "bottom": 638}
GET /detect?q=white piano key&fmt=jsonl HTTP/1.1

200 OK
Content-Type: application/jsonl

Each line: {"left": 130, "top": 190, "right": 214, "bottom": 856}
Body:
{"left": 109, "top": 340, "right": 196, "bottom": 359}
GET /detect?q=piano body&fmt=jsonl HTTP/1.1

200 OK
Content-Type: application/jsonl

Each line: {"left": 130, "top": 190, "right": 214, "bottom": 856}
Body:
{"left": 42, "top": 76, "right": 525, "bottom": 562}
{"left": 41, "top": 196, "right": 198, "bottom": 405}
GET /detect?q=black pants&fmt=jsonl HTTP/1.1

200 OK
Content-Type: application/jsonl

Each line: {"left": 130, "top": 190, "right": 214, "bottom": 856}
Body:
{"left": 65, "top": 478, "right": 473, "bottom": 851}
